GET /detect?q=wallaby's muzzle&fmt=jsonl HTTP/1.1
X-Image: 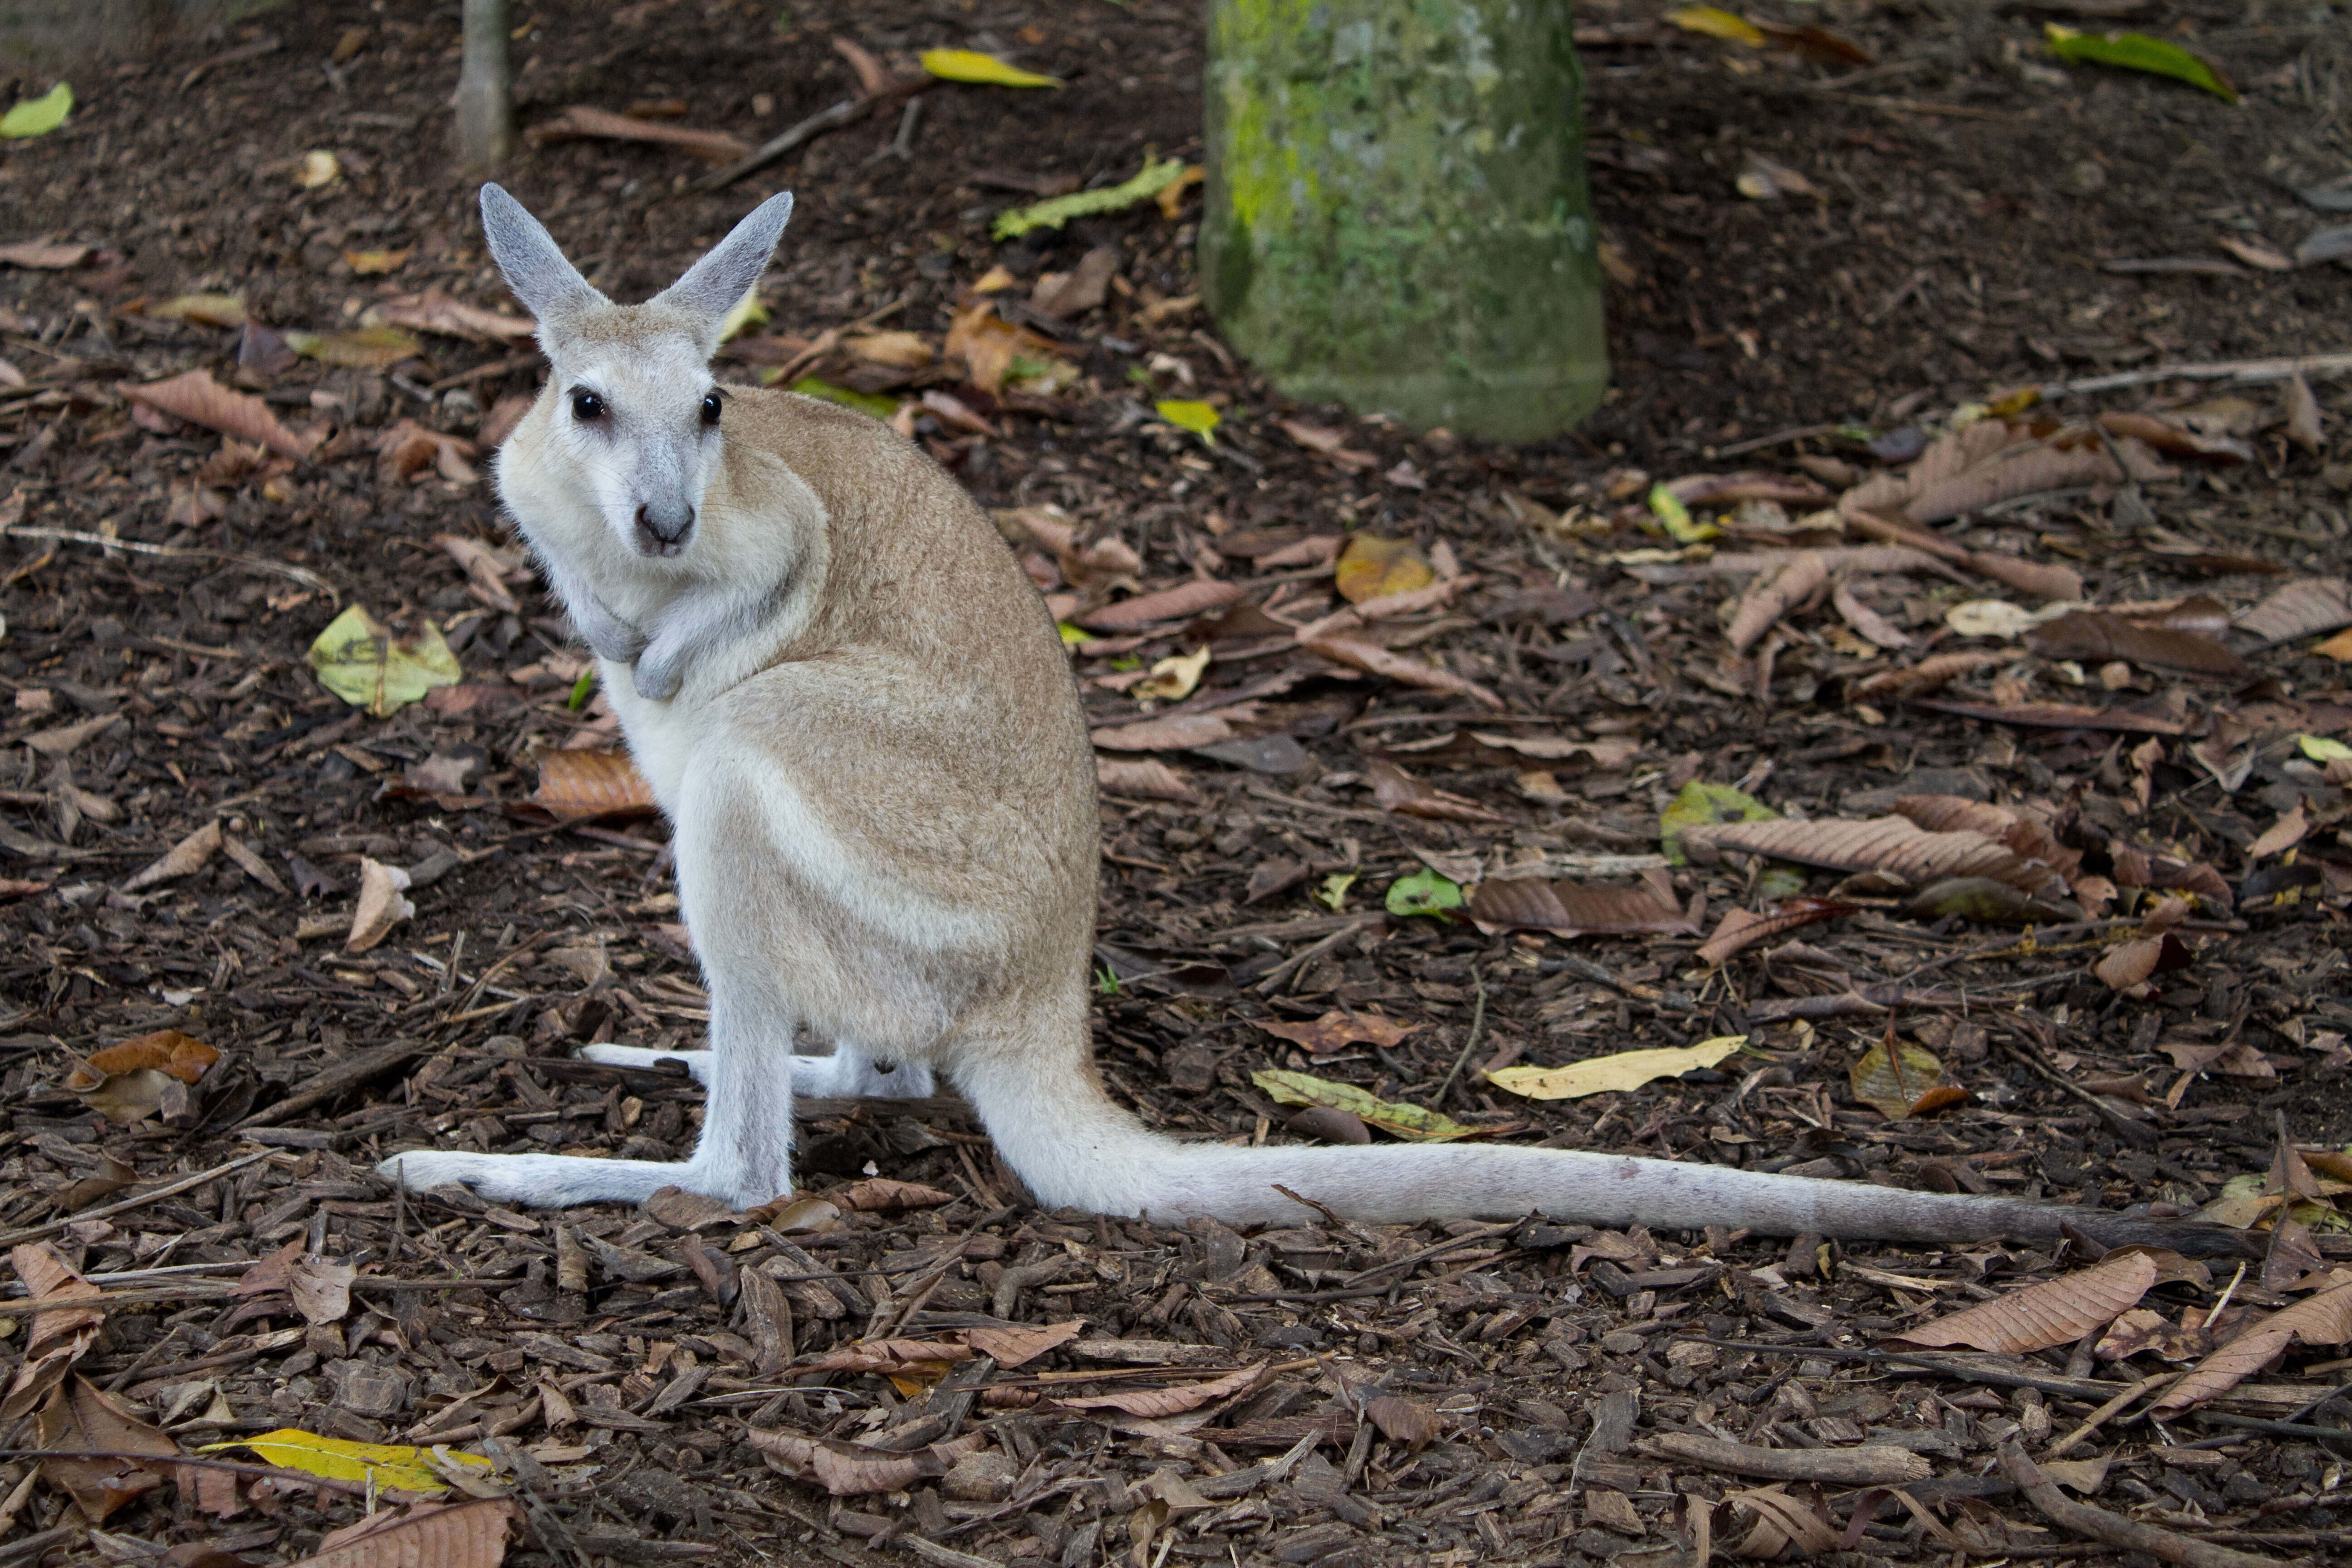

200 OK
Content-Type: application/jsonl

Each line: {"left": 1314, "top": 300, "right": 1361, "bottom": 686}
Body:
{"left": 635, "top": 500, "right": 695, "bottom": 555}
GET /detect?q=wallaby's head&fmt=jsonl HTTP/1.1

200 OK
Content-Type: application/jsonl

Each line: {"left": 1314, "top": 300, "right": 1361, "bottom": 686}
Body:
{"left": 480, "top": 183, "right": 794, "bottom": 561}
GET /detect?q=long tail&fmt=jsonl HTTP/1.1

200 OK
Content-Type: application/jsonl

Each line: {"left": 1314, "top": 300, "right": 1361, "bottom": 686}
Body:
{"left": 954, "top": 1052, "right": 2255, "bottom": 1258}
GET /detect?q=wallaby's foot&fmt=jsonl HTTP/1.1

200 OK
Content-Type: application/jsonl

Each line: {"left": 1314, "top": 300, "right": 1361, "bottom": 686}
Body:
{"left": 375, "top": 1149, "right": 780, "bottom": 1210}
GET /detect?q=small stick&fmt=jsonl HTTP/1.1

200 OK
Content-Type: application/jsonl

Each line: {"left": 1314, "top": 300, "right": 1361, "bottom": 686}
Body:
{"left": 1636, "top": 1432, "right": 1927, "bottom": 1487}
{"left": 1251, "top": 919, "right": 1375, "bottom": 996}
{"left": 2045, "top": 1372, "right": 2182, "bottom": 1459}
{"left": 0, "top": 1148, "right": 274, "bottom": 1250}
{"left": 2001, "top": 1440, "right": 2283, "bottom": 1568}
{"left": 1434, "top": 965, "right": 1489, "bottom": 1107}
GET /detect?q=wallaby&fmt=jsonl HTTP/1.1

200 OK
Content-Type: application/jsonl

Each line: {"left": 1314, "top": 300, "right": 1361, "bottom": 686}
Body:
{"left": 378, "top": 186, "right": 2249, "bottom": 1258}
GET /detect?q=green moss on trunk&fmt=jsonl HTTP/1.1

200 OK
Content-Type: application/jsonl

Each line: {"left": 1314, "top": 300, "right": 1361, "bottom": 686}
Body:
{"left": 1201, "top": 0, "right": 1608, "bottom": 442}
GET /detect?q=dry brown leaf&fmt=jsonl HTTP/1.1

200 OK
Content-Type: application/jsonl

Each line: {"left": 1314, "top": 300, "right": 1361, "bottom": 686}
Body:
{"left": 1727, "top": 551, "right": 1828, "bottom": 652}
{"left": 1894, "top": 1252, "right": 2157, "bottom": 1354}
{"left": 1259, "top": 1009, "right": 1418, "bottom": 1055}
{"left": 1678, "top": 815, "right": 2069, "bottom": 900}
{"left": 2093, "top": 931, "right": 2192, "bottom": 997}
{"left": 433, "top": 534, "right": 522, "bottom": 614}
{"left": 1090, "top": 713, "right": 1238, "bottom": 752}
{"left": 377, "top": 420, "right": 480, "bottom": 485}
{"left": 2284, "top": 373, "right": 2325, "bottom": 454}
{"left": 1362, "top": 1392, "right": 1448, "bottom": 1451}
{"left": 833, "top": 1178, "right": 955, "bottom": 1212}
{"left": 122, "top": 818, "right": 223, "bottom": 892}
{"left": 1365, "top": 760, "right": 1504, "bottom": 823}
{"left": 376, "top": 289, "right": 535, "bottom": 342}
{"left": 2095, "top": 410, "right": 2252, "bottom": 462}
{"left": 1852, "top": 651, "right": 2005, "bottom": 698}
{"left": 529, "top": 104, "right": 750, "bottom": 160}
{"left": 1849, "top": 1037, "right": 1965, "bottom": 1120}
{"left": 1048, "top": 1362, "right": 1266, "bottom": 1417}
{"left": 348, "top": 858, "right": 414, "bottom": 954}
{"left": 35, "top": 1375, "right": 179, "bottom": 1523}
{"left": 964, "top": 1320, "right": 1084, "bottom": 1369}
{"left": 750, "top": 1428, "right": 987, "bottom": 1496}
{"left": 1906, "top": 698, "right": 2189, "bottom": 735}
{"left": 287, "top": 1255, "right": 357, "bottom": 1325}
{"left": 80, "top": 1029, "right": 219, "bottom": 1085}
{"left": 800, "top": 1338, "right": 974, "bottom": 1375}
{"left": 2025, "top": 612, "right": 2250, "bottom": 681}
{"left": 1076, "top": 579, "right": 1245, "bottom": 632}
{"left": 0, "top": 241, "right": 89, "bottom": 269}
{"left": 532, "top": 749, "right": 658, "bottom": 819}
{"left": 2236, "top": 578, "right": 2352, "bottom": 645}
{"left": 294, "top": 1499, "right": 519, "bottom": 1568}
{"left": 1904, "top": 438, "right": 2123, "bottom": 524}
{"left": 1725, "top": 1485, "right": 1841, "bottom": 1557}
{"left": 1334, "top": 535, "right": 1434, "bottom": 604}
{"left": 2153, "top": 1282, "right": 2352, "bottom": 1412}
{"left": 1468, "top": 732, "right": 1638, "bottom": 767}
{"left": 1096, "top": 757, "right": 1199, "bottom": 801}
{"left": 3, "top": 1245, "right": 103, "bottom": 1419}
{"left": 1465, "top": 868, "right": 1698, "bottom": 938}
{"left": 1893, "top": 795, "right": 2081, "bottom": 885}
{"left": 1696, "top": 897, "right": 1856, "bottom": 966}
{"left": 1303, "top": 632, "right": 1503, "bottom": 710}
{"left": 22, "top": 712, "right": 123, "bottom": 758}
{"left": 2246, "top": 804, "right": 2308, "bottom": 860}
{"left": 944, "top": 301, "right": 1077, "bottom": 395}
{"left": 120, "top": 370, "right": 320, "bottom": 460}
{"left": 1832, "top": 581, "right": 1913, "bottom": 649}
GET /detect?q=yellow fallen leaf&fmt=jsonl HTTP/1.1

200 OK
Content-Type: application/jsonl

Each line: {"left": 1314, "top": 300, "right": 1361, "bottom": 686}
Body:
{"left": 1156, "top": 399, "right": 1219, "bottom": 446}
{"left": 1252, "top": 1070, "right": 1475, "bottom": 1142}
{"left": 147, "top": 294, "right": 248, "bottom": 328}
{"left": 283, "top": 326, "right": 422, "bottom": 369}
{"left": 0, "top": 82, "right": 73, "bottom": 140}
{"left": 343, "top": 247, "right": 412, "bottom": 275}
{"left": 307, "top": 605, "right": 463, "bottom": 718}
{"left": 1132, "top": 647, "right": 1210, "bottom": 702}
{"left": 205, "top": 1428, "right": 493, "bottom": 1494}
{"left": 1333, "top": 534, "right": 1434, "bottom": 604}
{"left": 295, "top": 149, "right": 340, "bottom": 188}
{"left": 921, "top": 48, "right": 1062, "bottom": 88}
{"left": 1490, "top": 1037, "right": 1747, "bottom": 1101}
{"left": 1665, "top": 6, "right": 1765, "bottom": 46}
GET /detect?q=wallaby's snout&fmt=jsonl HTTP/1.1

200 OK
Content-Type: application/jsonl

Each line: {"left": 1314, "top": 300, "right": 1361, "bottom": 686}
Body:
{"left": 636, "top": 501, "right": 695, "bottom": 556}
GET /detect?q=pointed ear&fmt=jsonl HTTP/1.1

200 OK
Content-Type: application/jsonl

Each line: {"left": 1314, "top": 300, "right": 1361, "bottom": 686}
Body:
{"left": 480, "top": 183, "right": 605, "bottom": 329}
{"left": 652, "top": 192, "right": 794, "bottom": 349}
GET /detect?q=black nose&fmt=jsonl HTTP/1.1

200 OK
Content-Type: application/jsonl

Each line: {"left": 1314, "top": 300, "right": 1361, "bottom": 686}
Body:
{"left": 635, "top": 504, "right": 694, "bottom": 554}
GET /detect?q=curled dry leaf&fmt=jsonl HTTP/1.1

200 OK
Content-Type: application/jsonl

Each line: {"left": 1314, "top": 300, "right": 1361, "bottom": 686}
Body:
{"left": 2154, "top": 1282, "right": 2352, "bottom": 1413}
{"left": 120, "top": 369, "right": 321, "bottom": 460}
{"left": 2025, "top": 612, "right": 2250, "bottom": 681}
{"left": 1090, "top": 712, "right": 1238, "bottom": 752}
{"left": 36, "top": 1374, "right": 179, "bottom": 1523}
{"left": 1696, "top": 897, "right": 1856, "bottom": 965}
{"left": 750, "top": 1427, "right": 988, "bottom": 1496}
{"left": 1258, "top": 1009, "right": 1417, "bottom": 1056}
{"left": 1289, "top": 1106, "right": 1372, "bottom": 1144}
{"left": 963, "top": 1320, "right": 1084, "bottom": 1369}
{"left": 1076, "top": 579, "right": 1245, "bottom": 632}
{"left": 1907, "top": 697, "right": 2188, "bottom": 735}
{"left": 1725, "top": 1485, "right": 1842, "bottom": 1558}
{"left": 1302, "top": 632, "right": 1504, "bottom": 710}
{"left": 1852, "top": 650, "right": 2004, "bottom": 698}
{"left": 2093, "top": 931, "right": 2192, "bottom": 996}
{"left": 531, "top": 749, "right": 657, "bottom": 819}
{"left": 3, "top": 1244, "right": 104, "bottom": 1419}
{"left": 1892, "top": 1250, "right": 2157, "bottom": 1354}
{"left": 1362, "top": 1392, "right": 1448, "bottom": 1451}
{"left": 433, "top": 535, "right": 522, "bottom": 615}
{"left": 1489, "top": 1036, "right": 1745, "bottom": 1102}
{"left": 377, "top": 420, "right": 479, "bottom": 485}
{"left": 122, "top": 818, "right": 222, "bottom": 892}
{"left": 1727, "top": 550, "right": 1828, "bottom": 652}
{"left": 66, "top": 1028, "right": 220, "bottom": 1125}
{"left": 832, "top": 1178, "right": 955, "bottom": 1212}
{"left": 1465, "top": 867, "right": 1698, "bottom": 938}
{"left": 1832, "top": 581, "right": 1912, "bottom": 649}
{"left": 1366, "top": 759, "right": 1504, "bottom": 823}
{"left": 1048, "top": 1362, "right": 1269, "bottom": 1417}
{"left": 1680, "top": 814, "right": 2069, "bottom": 901}
{"left": 2236, "top": 578, "right": 2352, "bottom": 645}
{"left": 292, "top": 1498, "right": 519, "bottom": 1568}
{"left": 1469, "top": 732, "right": 1639, "bottom": 767}
{"left": 1096, "top": 757, "right": 1199, "bottom": 801}
{"left": 348, "top": 858, "right": 413, "bottom": 954}
{"left": 376, "top": 289, "right": 534, "bottom": 342}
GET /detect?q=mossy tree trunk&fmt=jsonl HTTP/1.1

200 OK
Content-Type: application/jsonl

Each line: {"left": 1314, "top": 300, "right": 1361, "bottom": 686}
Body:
{"left": 1200, "top": 0, "right": 1608, "bottom": 443}
{"left": 454, "top": 0, "right": 516, "bottom": 178}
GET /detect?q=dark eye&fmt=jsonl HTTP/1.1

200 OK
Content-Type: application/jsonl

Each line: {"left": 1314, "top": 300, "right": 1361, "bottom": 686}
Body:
{"left": 700, "top": 391, "right": 722, "bottom": 426}
{"left": 571, "top": 389, "right": 605, "bottom": 422}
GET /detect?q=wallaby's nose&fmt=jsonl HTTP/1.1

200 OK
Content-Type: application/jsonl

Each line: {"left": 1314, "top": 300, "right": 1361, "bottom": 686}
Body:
{"left": 635, "top": 502, "right": 695, "bottom": 555}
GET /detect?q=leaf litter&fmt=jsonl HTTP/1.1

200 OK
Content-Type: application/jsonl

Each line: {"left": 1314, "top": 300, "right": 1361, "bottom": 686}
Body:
{"left": 1, "top": 5, "right": 2351, "bottom": 1564}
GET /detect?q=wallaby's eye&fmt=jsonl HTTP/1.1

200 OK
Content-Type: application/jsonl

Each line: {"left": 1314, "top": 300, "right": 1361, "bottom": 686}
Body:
{"left": 700, "top": 391, "right": 722, "bottom": 426}
{"left": 571, "top": 389, "right": 605, "bottom": 422}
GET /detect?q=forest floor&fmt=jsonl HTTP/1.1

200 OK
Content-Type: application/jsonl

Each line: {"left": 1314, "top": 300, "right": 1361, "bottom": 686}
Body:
{"left": 0, "top": 1, "right": 2350, "bottom": 1566}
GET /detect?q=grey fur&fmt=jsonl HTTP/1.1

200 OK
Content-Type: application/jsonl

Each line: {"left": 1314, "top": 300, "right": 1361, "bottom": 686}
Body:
{"left": 479, "top": 183, "right": 605, "bottom": 330}
{"left": 653, "top": 192, "right": 796, "bottom": 350}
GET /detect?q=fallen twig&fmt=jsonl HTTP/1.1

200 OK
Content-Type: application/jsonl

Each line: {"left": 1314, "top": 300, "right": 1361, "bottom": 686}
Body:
{"left": 0, "top": 1148, "right": 275, "bottom": 1250}
{"left": 1637, "top": 1431, "right": 1929, "bottom": 1486}
{"left": 2001, "top": 1440, "right": 2286, "bottom": 1568}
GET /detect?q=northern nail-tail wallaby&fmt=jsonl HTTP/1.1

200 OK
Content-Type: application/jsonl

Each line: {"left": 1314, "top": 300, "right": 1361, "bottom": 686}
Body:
{"left": 378, "top": 186, "right": 2249, "bottom": 1258}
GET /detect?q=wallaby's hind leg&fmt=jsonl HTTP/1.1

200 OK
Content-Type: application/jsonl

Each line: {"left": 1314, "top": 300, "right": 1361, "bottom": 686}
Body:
{"left": 578, "top": 1043, "right": 932, "bottom": 1098}
{"left": 382, "top": 986, "right": 799, "bottom": 1209}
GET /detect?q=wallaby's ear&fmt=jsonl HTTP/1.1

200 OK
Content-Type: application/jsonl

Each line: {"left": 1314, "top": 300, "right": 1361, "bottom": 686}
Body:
{"left": 652, "top": 192, "right": 795, "bottom": 349}
{"left": 480, "top": 183, "right": 606, "bottom": 330}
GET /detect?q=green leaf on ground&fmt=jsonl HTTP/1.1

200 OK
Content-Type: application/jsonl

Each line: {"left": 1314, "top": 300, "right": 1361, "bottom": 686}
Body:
{"left": 921, "top": 48, "right": 1062, "bottom": 88}
{"left": 1251, "top": 1070, "right": 1475, "bottom": 1142}
{"left": 307, "top": 605, "right": 463, "bottom": 718}
{"left": 1660, "top": 780, "right": 1778, "bottom": 865}
{"left": 1647, "top": 482, "right": 1719, "bottom": 543}
{"left": 994, "top": 159, "right": 1185, "bottom": 240}
{"left": 1490, "top": 1037, "right": 1747, "bottom": 1101}
{"left": 720, "top": 293, "right": 769, "bottom": 343}
{"left": 2045, "top": 26, "right": 2238, "bottom": 102}
{"left": 1156, "top": 399, "right": 1220, "bottom": 446}
{"left": 1386, "top": 867, "right": 1464, "bottom": 918}
{"left": 1849, "top": 1038, "right": 1964, "bottom": 1120}
{"left": 0, "top": 83, "right": 73, "bottom": 139}
{"left": 1313, "top": 872, "right": 1357, "bottom": 911}
{"left": 785, "top": 377, "right": 900, "bottom": 419}
{"left": 281, "top": 326, "right": 422, "bottom": 368}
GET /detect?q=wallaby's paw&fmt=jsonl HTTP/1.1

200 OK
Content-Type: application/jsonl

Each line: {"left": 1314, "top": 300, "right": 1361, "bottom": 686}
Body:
{"left": 582, "top": 1044, "right": 713, "bottom": 1086}
{"left": 375, "top": 1149, "right": 688, "bottom": 1208}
